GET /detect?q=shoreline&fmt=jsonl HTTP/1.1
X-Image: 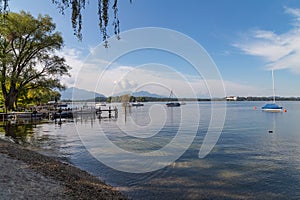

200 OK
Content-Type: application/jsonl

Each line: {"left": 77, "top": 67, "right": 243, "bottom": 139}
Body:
{"left": 0, "top": 138, "right": 128, "bottom": 200}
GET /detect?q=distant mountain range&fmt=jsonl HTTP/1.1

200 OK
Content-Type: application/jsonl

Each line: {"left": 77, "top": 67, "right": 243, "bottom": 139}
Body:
{"left": 60, "top": 87, "right": 105, "bottom": 100}
{"left": 112, "top": 90, "right": 166, "bottom": 98}
{"left": 60, "top": 87, "right": 164, "bottom": 100}
{"left": 130, "top": 91, "right": 165, "bottom": 98}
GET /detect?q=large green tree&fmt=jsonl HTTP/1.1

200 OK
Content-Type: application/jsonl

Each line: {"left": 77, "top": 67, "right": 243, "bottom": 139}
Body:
{"left": 0, "top": 11, "right": 70, "bottom": 111}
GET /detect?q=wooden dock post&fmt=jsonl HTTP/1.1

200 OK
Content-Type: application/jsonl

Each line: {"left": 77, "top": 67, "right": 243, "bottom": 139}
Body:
{"left": 95, "top": 106, "right": 118, "bottom": 119}
{"left": 114, "top": 106, "right": 118, "bottom": 118}
{"left": 108, "top": 106, "right": 111, "bottom": 118}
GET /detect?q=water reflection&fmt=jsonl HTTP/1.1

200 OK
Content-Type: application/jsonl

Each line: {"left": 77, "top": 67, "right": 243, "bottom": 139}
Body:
{"left": 0, "top": 120, "right": 74, "bottom": 161}
{"left": 1, "top": 102, "right": 300, "bottom": 199}
{"left": 0, "top": 121, "right": 35, "bottom": 144}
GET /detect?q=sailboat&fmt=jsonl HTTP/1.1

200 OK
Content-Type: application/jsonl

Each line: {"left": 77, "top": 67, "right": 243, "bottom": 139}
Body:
{"left": 166, "top": 90, "right": 181, "bottom": 107}
{"left": 262, "top": 69, "right": 283, "bottom": 112}
{"left": 131, "top": 101, "right": 144, "bottom": 107}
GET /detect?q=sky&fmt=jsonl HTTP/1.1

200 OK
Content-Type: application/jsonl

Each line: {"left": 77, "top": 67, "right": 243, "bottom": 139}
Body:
{"left": 9, "top": 0, "right": 300, "bottom": 97}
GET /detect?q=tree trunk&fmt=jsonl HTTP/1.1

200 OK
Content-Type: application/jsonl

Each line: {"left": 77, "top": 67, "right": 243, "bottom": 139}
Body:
{"left": 4, "top": 92, "right": 18, "bottom": 111}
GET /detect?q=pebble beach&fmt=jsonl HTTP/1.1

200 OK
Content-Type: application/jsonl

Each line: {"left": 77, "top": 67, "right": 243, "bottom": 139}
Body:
{"left": 0, "top": 139, "right": 127, "bottom": 200}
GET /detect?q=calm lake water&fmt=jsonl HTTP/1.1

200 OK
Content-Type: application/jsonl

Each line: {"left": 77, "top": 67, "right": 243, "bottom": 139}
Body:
{"left": 1, "top": 101, "right": 300, "bottom": 200}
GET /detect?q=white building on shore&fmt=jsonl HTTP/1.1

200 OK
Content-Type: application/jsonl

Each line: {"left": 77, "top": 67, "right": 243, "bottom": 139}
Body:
{"left": 226, "top": 96, "right": 238, "bottom": 101}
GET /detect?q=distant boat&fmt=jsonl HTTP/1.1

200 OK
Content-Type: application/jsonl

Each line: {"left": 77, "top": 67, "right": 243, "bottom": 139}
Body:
{"left": 166, "top": 102, "right": 181, "bottom": 107}
{"left": 166, "top": 90, "right": 181, "bottom": 107}
{"left": 262, "top": 103, "right": 283, "bottom": 112}
{"left": 132, "top": 102, "right": 144, "bottom": 107}
{"left": 53, "top": 111, "right": 73, "bottom": 119}
{"left": 262, "top": 69, "right": 283, "bottom": 112}
{"left": 95, "top": 102, "right": 106, "bottom": 109}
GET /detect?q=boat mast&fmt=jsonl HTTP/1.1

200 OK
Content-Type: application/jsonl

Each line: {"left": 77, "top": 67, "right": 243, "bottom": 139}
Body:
{"left": 169, "top": 90, "right": 174, "bottom": 99}
{"left": 272, "top": 69, "right": 275, "bottom": 103}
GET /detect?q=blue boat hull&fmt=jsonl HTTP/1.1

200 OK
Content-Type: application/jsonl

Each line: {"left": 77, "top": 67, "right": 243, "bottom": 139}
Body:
{"left": 262, "top": 103, "right": 282, "bottom": 112}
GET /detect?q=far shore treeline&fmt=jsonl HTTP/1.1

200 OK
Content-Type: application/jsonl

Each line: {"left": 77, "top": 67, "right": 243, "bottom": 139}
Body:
{"left": 61, "top": 95, "right": 300, "bottom": 103}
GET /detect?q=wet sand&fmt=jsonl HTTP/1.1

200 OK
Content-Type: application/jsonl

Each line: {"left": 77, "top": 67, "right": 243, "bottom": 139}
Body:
{"left": 0, "top": 139, "right": 127, "bottom": 200}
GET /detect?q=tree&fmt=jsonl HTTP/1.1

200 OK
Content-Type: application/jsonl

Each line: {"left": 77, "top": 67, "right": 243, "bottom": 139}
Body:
{"left": 0, "top": 11, "right": 70, "bottom": 111}
{"left": 136, "top": 96, "right": 145, "bottom": 102}
{"left": 18, "top": 88, "right": 61, "bottom": 107}
{"left": 0, "top": 0, "right": 131, "bottom": 44}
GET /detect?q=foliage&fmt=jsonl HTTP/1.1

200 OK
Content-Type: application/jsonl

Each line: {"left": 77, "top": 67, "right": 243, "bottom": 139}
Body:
{"left": 134, "top": 96, "right": 145, "bottom": 102}
{"left": 121, "top": 94, "right": 130, "bottom": 103}
{"left": 18, "top": 88, "right": 61, "bottom": 107}
{"left": 0, "top": 11, "right": 70, "bottom": 111}
{"left": 95, "top": 96, "right": 107, "bottom": 102}
{"left": 1, "top": 0, "right": 130, "bottom": 45}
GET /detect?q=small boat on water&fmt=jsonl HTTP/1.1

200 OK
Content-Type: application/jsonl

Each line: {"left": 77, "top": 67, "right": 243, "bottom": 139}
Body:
{"left": 95, "top": 102, "right": 106, "bottom": 109}
{"left": 166, "top": 90, "right": 181, "bottom": 107}
{"left": 262, "top": 69, "right": 283, "bottom": 112}
{"left": 166, "top": 102, "right": 181, "bottom": 107}
{"left": 262, "top": 103, "right": 283, "bottom": 112}
{"left": 132, "top": 102, "right": 144, "bottom": 107}
{"left": 52, "top": 111, "right": 73, "bottom": 119}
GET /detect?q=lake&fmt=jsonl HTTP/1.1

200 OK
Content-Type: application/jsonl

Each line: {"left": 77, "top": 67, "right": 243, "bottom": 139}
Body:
{"left": 1, "top": 101, "right": 300, "bottom": 200}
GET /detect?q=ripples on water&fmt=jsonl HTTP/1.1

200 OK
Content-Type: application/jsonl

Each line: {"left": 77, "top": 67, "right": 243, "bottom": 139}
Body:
{"left": 1, "top": 101, "right": 300, "bottom": 199}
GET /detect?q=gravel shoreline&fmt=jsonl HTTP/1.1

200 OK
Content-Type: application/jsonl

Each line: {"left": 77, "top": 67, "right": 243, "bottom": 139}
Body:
{"left": 0, "top": 139, "right": 128, "bottom": 200}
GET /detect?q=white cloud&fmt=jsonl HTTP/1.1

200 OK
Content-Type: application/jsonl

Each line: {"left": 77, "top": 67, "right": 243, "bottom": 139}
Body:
{"left": 116, "top": 79, "right": 138, "bottom": 91}
{"left": 74, "top": 61, "right": 267, "bottom": 97}
{"left": 222, "top": 80, "right": 266, "bottom": 97}
{"left": 56, "top": 47, "right": 113, "bottom": 87}
{"left": 56, "top": 47, "right": 84, "bottom": 86}
{"left": 233, "top": 7, "right": 300, "bottom": 74}
{"left": 56, "top": 48, "right": 266, "bottom": 97}
{"left": 285, "top": 7, "right": 300, "bottom": 24}
{"left": 93, "top": 64, "right": 204, "bottom": 97}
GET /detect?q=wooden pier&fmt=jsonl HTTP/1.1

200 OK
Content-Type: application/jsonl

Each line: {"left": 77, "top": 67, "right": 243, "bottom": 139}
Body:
{"left": 95, "top": 106, "right": 118, "bottom": 118}
{"left": 0, "top": 112, "right": 44, "bottom": 121}
{"left": 0, "top": 105, "right": 118, "bottom": 123}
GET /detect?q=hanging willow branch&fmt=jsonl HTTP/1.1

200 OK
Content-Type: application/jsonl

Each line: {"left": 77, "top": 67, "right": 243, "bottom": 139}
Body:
{"left": 52, "top": 0, "right": 125, "bottom": 45}
{"left": 0, "top": 0, "right": 129, "bottom": 45}
{"left": 0, "top": 0, "right": 9, "bottom": 18}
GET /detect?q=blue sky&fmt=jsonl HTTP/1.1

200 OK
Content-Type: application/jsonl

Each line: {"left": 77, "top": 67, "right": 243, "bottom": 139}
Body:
{"left": 9, "top": 0, "right": 300, "bottom": 97}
